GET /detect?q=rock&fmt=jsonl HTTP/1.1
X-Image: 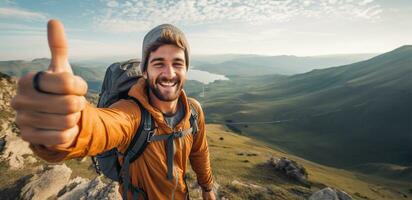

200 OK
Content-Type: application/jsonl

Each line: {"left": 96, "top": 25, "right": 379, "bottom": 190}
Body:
{"left": 0, "top": 73, "right": 16, "bottom": 116}
{"left": 1, "top": 122, "right": 8, "bottom": 134}
{"left": 57, "top": 177, "right": 89, "bottom": 199}
{"left": 0, "top": 127, "right": 33, "bottom": 169}
{"left": 309, "top": 187, "right": 339, "bottom": 200}
{"left": 57, "top": 176, "right": 121, "bottom": 200}
{"left": 231, "top": 180, "right": 266, "bottom": 191}
{"left": 0, "top": 78, "right": 28, "bottom": 169}
{"left": 336, "top": 189, "right": 353, "bottom": 200}
{"left": 309, "top": 187, "right": 353, "bottom": 200}
{"left": 25, "top": 156, "right": 37, "bottom": 164}
{"left": 269, "top": 156, "right": 309, "bottom": 186}
{"left": 20, "top": 164, "right": 72, "bottom": 200}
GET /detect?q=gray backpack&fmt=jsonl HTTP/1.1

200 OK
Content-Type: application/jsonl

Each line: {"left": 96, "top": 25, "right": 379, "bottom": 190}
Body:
{"left": 93, "top": 59, "right": 199, "bottom": 200}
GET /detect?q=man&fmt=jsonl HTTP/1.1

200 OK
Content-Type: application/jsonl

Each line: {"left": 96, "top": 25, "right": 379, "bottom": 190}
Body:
{"left": 11, "top": 19, "right": 215, "bottom": 200}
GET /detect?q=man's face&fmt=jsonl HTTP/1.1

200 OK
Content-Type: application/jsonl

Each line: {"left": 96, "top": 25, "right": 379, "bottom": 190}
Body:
{"left": 144, "top": 44, "right": 187, "bottom": 102}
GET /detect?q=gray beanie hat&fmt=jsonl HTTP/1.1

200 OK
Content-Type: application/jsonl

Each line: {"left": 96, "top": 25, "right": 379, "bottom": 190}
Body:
{"left": 141, "top": 24, "right": 190, "bottom": 72}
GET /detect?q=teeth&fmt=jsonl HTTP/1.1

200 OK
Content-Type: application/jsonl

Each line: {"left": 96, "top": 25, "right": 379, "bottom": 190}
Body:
{"left": 159, "top": 81, "right": 176, "bottom": 87}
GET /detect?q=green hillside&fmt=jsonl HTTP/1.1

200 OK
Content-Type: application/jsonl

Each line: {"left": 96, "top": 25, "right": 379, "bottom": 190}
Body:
{"left": 197, "top": 124, "right": 412, "bottom": 200}
{"left": 194, "top": 46, "right": 412, "bottom": 174}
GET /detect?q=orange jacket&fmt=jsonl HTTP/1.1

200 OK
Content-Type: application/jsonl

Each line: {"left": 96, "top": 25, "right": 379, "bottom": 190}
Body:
{"left": 30, "top": 78, "right": 214, "bottom": 199}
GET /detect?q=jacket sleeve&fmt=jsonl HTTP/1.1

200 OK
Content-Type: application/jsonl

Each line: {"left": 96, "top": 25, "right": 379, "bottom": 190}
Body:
{"left": 188, "top": 99, "right": 214, "bottom": 190}
{"left": 30, "top": 99, "right": 141, "bottom": 163}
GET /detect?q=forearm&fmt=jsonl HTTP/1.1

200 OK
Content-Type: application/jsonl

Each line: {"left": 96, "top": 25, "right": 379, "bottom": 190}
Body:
{"left": 30, "top": 100, "right": 139, "bottom": 162}
{"left": 190, "top": 147, "right": 214, "bottom": 189}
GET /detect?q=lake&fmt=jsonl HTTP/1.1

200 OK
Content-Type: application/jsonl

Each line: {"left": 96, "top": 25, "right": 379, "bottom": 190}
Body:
{"left": 187, "top": 68, "right": 228, "bottom": 84}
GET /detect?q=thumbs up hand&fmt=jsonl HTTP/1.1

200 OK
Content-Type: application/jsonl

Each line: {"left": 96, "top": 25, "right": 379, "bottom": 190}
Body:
{"left": 11, "top": 20, "right": 88, "bottom": 148}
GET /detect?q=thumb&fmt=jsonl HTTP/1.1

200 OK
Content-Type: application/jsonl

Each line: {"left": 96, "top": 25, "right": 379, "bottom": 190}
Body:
{"left": 47, "top": 19, "right": 72, "bottom": 74}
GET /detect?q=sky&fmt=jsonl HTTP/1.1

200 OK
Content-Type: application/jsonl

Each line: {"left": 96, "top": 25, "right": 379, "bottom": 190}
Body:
{"left": 0, "top": 0, "right": 411, "bottom": 60}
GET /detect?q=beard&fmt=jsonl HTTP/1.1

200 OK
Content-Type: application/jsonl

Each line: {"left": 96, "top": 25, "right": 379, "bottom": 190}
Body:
{"left": 146, "top": 74, "right": 184, "bottom": 102}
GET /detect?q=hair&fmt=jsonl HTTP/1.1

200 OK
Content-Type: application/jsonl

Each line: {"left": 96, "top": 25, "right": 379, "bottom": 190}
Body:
{"left": 143, "top": 28, "right": 189, "bottom": 72}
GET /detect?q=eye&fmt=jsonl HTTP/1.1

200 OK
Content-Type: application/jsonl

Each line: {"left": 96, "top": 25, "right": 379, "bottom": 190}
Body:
{"left": 153, "top": 62, "right": 164, "bottom": 67}
{"left": 173, "top": 62, "right": 184, "bottom": 68}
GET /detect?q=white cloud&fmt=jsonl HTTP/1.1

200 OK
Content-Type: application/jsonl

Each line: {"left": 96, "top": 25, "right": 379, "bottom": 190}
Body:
{"left": 0, "top": 7, "right": 47, "bottom": 20}
{"left": 359, "top": 0, "right": 374, "bottom": 6}
{"left": 96, "top": 18, "right": 150, "bottom": 33}
{"left": 93, "top": 0, "right": 383, "bottom": 33}
{"left": 106, "top": 0, "right": 119, "bottom": 8}
{"left": 0, "top": 22, "right": 44, "bottom": 32}
{"left": 0, "top": 34, "right": 138, "bottom": 60}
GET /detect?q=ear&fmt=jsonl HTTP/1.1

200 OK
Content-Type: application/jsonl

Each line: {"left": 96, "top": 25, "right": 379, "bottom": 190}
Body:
{"left": 143, "top": 70, "right": 148, "bottom": 79}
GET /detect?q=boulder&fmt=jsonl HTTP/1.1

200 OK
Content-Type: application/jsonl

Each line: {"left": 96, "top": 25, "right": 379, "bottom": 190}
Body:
{"left": 269, "top": 156, "right": 309, "bottom": 186}
{"left": 0, "top": 126, "right": 34, "bottom": 169}
{"left": 57, "top": 176, "right": 121, "bottom": 200}
{"left": 20, "top": 164, "right": 72, "bottom": 200}
{"left": 309, "top": 187, "right": 353, "bottom": 200}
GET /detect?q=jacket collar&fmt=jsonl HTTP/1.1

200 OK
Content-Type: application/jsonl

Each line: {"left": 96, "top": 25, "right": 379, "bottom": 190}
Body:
{"left": 128, "top": 78, "right": 191, "bottom": 132}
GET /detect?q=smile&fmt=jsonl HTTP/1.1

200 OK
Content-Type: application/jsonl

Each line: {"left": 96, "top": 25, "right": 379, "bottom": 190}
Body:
{"left": 158, "top": 81, "right": 177, "bottom": 87}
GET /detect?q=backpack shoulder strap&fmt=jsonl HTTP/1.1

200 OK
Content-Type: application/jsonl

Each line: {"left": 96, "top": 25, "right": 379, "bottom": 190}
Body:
{"left": 119, "top": 96, "right": 151, "bottom": 200}
{"left": 124, "top": 96, "right": 154, "bottom": 163}
{"left": 188, "top": 98, "right": 200, "bottom": 135}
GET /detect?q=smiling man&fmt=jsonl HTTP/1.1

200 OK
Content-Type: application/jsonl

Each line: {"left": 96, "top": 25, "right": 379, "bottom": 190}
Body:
{"left": 12, "top": 21, "right": 215, "bottom": 200}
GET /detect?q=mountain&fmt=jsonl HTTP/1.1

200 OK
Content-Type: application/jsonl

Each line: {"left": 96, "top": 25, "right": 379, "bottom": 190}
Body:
{"left": 1, "top": 71, "right": 411, "bottom": 199}
{"left": 0, "top": 58, "right": 106, "bottom": 92}
{"left": 195, "top": 46, "right": 412, "bottom": 172}
{"left": 192, "top": 53, "right": 377, "bottom": 76}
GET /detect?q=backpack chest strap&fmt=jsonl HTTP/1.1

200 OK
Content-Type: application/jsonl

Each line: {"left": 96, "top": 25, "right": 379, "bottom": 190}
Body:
{"left": 147, "top": 128, "right": 193, "bottom": 142}
{"left": 148, "top": 128, "right": 193, "bottom": 180}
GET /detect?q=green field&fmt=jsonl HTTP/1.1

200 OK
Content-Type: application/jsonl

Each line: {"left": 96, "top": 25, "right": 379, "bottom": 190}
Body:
{"left": 190, "top": 46, "right": 412, "bottom": 179}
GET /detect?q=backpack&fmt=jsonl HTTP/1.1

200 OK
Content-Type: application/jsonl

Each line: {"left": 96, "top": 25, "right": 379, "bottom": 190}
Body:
{"left": 92, "top": 59, "right": 199, "bottom": 200}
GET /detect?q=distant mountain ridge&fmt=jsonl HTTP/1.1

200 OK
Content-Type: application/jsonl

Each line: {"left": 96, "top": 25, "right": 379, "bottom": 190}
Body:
{"left": 193, "top": 53, "right": 377, "bottom": 76}
{"left": 197, "top": 45, "right": 412, "bottom": 171}
{"left": 0, "top": 58, "right": 105, "bottom": 92}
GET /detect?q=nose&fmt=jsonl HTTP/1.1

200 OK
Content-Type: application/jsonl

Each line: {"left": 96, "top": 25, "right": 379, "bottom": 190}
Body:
{"left": 162, "top": 62, "right": 175, "bottom": 78}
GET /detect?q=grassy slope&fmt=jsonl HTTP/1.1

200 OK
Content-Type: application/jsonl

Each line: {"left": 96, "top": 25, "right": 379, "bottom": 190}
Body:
{"left": 1, "top": 120, "right": 411, "bottom": 200}
{"left": 187, "top": 124, "right": 412, "bottom": 200}
{"left": 195, "top": 46, "right": 412, "bottom": 171}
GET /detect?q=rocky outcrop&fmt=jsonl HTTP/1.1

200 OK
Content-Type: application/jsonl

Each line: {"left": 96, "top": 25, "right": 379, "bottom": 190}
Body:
{"left": 57, "top": 176, "right": 121, "bottom": 200}
{"left": 0, "top": 72, "right": 34, "bottom": 169}
{"left": 269, "top": 156, "right": 309, "bottom": 186}
{"left": 0, "top": 72, "right": 16, "bottom": 116}
{"left": 0, "top": 72, "right": 118, "bottom": 199}
{"left": 0, "top": 125, "right": 34, "bottom": 169}
{"left": 309, "top": 187, "right": 353, "bottom": 200}
{"left": 18, "top": 164, "right": 122, "bottom": 200}
{"left": 20, "top": 164, "right": 72, "bottom": 200}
